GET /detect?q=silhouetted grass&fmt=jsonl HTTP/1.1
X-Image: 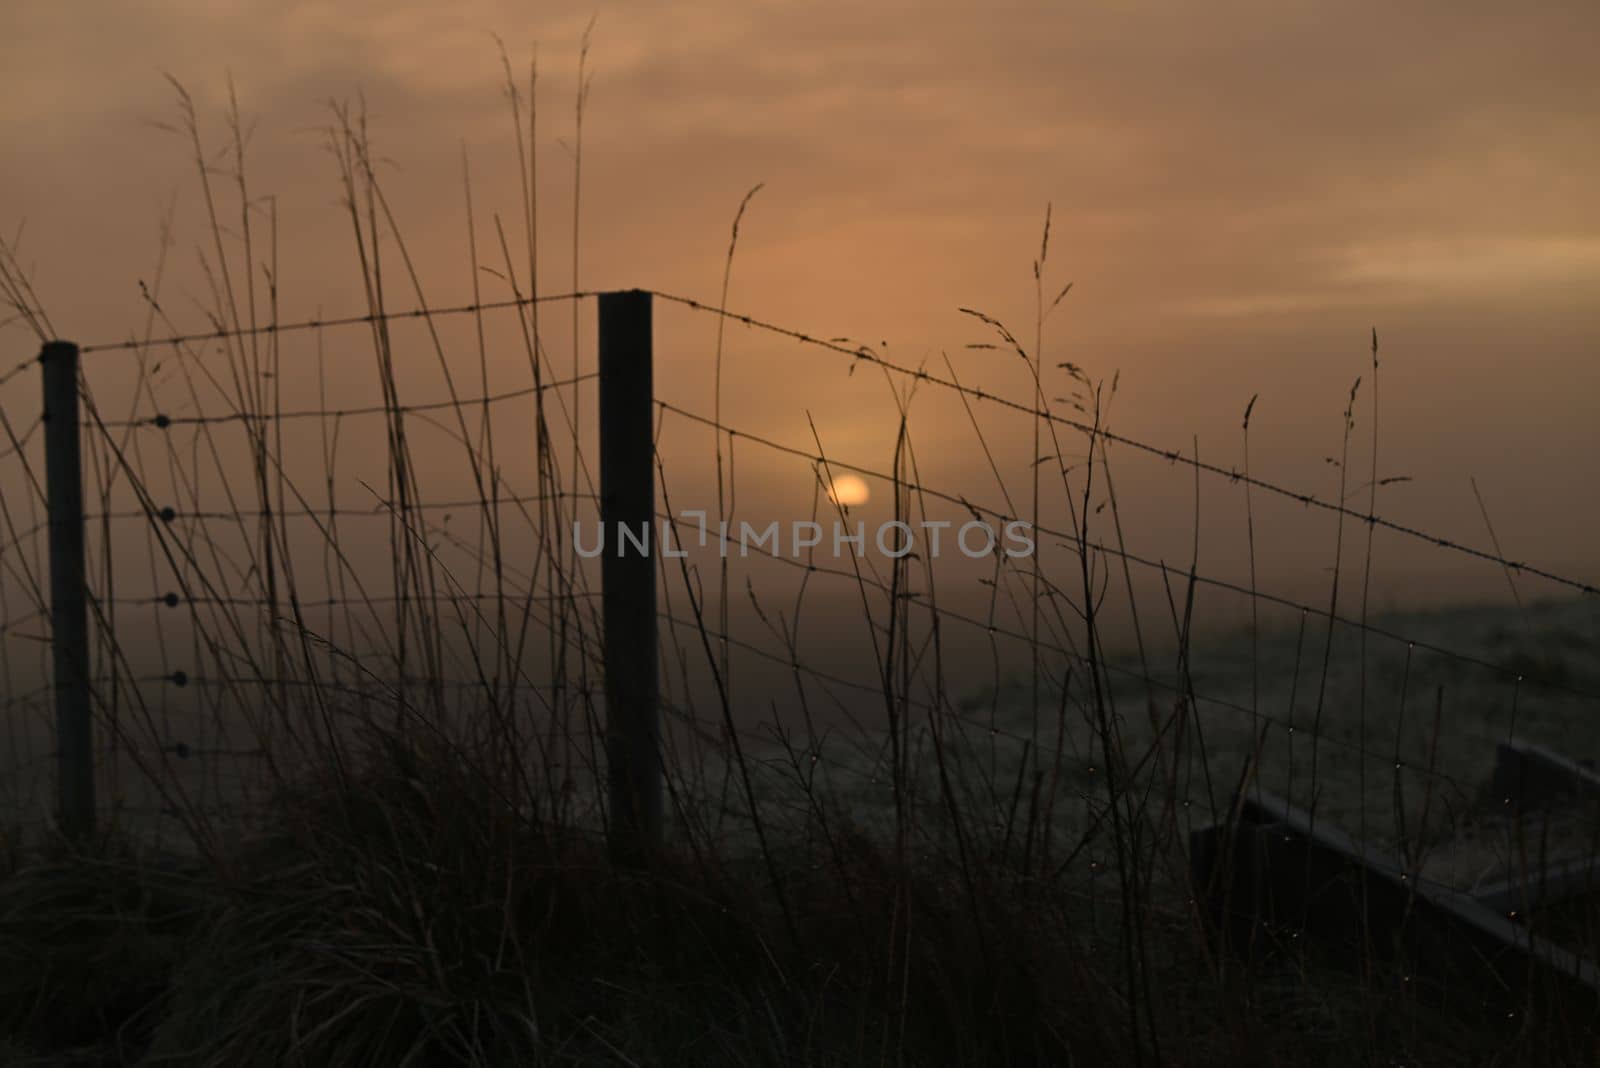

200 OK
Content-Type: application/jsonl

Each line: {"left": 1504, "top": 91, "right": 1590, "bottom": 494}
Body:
{"left": 0, "top": 729, "right": 1552, "bottom": 1067}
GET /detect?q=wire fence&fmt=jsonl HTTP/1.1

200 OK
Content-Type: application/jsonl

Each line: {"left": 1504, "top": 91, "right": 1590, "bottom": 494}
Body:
{"left": 1, "top": 287, "right": 1596, "bottom": 902}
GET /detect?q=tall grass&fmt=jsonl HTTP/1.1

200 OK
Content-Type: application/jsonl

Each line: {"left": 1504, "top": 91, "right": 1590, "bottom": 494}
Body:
{"left": 0, "top": 45, "right": 1597, "bottom": 1068}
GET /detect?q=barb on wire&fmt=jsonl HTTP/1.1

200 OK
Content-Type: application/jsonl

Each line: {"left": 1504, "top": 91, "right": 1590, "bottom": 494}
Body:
{"left": 0, "top": 358, "right": 34, "bottom": 393}
{"left": 0, "top": 415, "right": 41, "bottom": 462}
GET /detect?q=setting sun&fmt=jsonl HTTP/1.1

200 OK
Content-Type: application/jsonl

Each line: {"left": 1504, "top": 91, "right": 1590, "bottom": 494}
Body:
{"left": 826, "top": 472, "right": 870, "bottom": 507}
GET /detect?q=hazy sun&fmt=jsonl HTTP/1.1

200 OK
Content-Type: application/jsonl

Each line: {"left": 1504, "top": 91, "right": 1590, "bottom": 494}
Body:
{"left": 832, "top": 476, "right": 870, "bottom": 508}
{"left": 827, "top": 473, "right": 870, "bottom": 507}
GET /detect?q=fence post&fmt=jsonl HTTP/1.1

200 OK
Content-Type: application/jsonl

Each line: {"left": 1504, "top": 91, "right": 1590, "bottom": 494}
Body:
{"left": 40, "top": 341, "right": 93, "bottom": 842}
{"left": 598, "top": 290, "right": 661, "bottom": 865}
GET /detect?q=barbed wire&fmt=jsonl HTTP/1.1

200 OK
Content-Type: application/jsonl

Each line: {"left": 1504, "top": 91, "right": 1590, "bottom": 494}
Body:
{"left": 644, "top": 289, "right": 1599, "bottom": 599}
{"left": 107, "top": 590, "right": 598, "bottom": 610}
{"left": 76, "top": 291, "right": 596, "bottom": 355}
{"left": 49, "top": 286, "right": 1597, "bottom": 595}
{"left": 0, "top": 284, "right": 1585, "bottom": 840}
{"left": 0, "top": 682, "right": 54, "bottom": 711}
{"left": 0, "top": 357, "right": 34, "bottom": 393}
{"left": 64, "top": 593, "right": 1470, "bottom": 802}
{"left": 5, "top": 482, "right": 1587, "bottom": 802}
{"left": 0, "top": 415, "right": 41, "bottom": 462}
{"left": 66, "top": 492, "right": 593, "bottom": 527}
{"left": 656, "top": 398, "right": 1600, "bottom": 704}
{"left": 0, "top": 520, "right": 47, "bottom": 559}
{"left": 3, "top": 618, "right": 1472, "bottom": 800}
{"left": 90, "top": 372, "right": 597, "bottom": 430}
{"left": 0, "top": 608, "right": 46, "bottom": 638}
{"left": 147, "top": 672, "right": 567, "bottom": 695}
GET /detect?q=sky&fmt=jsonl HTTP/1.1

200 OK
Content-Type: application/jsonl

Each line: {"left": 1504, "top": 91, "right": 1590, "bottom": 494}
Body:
{"left": 3, "top": 0, "right": 1598, "bottom": 656}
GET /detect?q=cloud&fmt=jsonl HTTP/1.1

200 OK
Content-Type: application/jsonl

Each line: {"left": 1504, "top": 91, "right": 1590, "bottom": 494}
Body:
{"left": 1331, "top": 236, "right": 1600, "bottom": 291}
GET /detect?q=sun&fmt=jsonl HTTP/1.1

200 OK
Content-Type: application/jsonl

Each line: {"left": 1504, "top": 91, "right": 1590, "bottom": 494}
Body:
{"left": 827, "top": 473, "right": 870, "bottom": 507}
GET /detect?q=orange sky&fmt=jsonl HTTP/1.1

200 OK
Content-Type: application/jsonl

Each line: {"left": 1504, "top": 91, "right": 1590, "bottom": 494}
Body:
{"left": 4, "top": 0, "right": 1598, "bottom": 625}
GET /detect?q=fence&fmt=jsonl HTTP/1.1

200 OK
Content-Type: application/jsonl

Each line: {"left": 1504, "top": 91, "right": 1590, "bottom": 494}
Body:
{"left": 2, "top": 284, "right": 1598, "bottom": 905}
{"left": 9, "top": 293, "right": 667, "bottom": 866}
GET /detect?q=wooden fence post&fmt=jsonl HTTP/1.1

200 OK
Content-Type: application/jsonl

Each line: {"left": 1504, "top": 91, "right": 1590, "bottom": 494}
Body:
{"left": 598, "top": 290, "right": 661, "bottom": 865}
{"left": 40, "top": 341, "right": 93, "bottom": 842}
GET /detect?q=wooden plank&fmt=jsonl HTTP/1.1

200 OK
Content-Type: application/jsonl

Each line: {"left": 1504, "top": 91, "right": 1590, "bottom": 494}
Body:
{"left": 1192, "top": 789, "right": 1600, "bottom": 1011}
{"left": 1472, "top": 853, "right": 1600, "bottom": 916}
{"left": 1492, "top": 740, "right": 1600, "bottom": 809}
